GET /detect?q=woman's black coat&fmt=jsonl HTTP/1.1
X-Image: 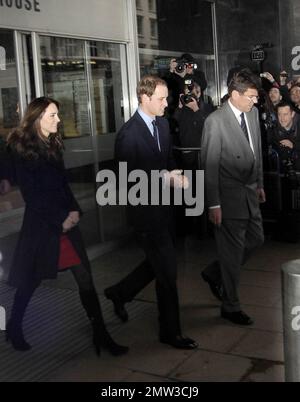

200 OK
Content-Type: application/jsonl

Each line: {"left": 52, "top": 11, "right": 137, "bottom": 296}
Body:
{"left": 8, "top": 151, "right": 91, "bottom": 287}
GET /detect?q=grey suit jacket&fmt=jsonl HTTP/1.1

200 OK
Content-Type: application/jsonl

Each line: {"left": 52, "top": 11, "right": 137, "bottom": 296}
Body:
{"left": 201, "top": 100, "right": 263, "bottom": 219}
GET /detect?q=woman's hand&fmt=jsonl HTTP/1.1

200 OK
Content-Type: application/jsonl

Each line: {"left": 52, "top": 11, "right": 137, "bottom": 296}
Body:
{"left": 62, "top": 211, "right": 80, "bottom": 232}
{"left": 68, "top": 211, "right": 80, "bottom": 224}
{"left": 62, "top": 216, "right": 74, "bottom": 233}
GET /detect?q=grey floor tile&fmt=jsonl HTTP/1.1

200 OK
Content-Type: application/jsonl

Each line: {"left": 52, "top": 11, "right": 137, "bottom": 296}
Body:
{"left": 239, "top": 284, "right": 281, "bottom": 307}
{"left": 181, "top": 318, "right": 248, "bottom": 354}
{"left": 230, "top": 330, "right": 284, "bottom": 362}
{"left": 98, "top": 309, "right": 197, "bottom": 377}
{"left": 169, "top": 350, "right": 253, "bottom": 382}
{"left": 243, "top": 361, "right": 285, "bottom": 382}
{"left": 239, "top": 305, "right": 283, "bottom": 333}
{"left": 240, "top": 270, "right": 281, "bottom": 289}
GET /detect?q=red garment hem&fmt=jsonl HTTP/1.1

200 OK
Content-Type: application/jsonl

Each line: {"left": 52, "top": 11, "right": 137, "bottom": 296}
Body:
{"left": 58, "top": 234, "right": 81, "bottom": 270}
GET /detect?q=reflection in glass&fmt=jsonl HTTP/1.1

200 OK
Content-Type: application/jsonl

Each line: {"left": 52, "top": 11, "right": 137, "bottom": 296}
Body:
{"left": 40, "top": 35, "right": 101, "bottom": 247}
{"left": 89, "top": 41, "right": 124, "bottom": 135}
{"left": 0, "top": 30, "right": 19, "bottom": 139}
{"left": 136, "top": 0, "right": 216, "bottom": 104}
{"left": 0, "top": 29, "right": 25, "bottom": 268}
{"left": 88, "top": 41, "right": 128, "bottom": 241}
{"left": 21, "top": 34, "right": 36, "bottom": 105}
{"left": 40, "top": 36, "right": 90, "bottom": 138}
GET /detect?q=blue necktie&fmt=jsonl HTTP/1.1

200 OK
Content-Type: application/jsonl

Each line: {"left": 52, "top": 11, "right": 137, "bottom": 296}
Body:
{"left": 152, "top": 120, "right": 160, "bottom": 151}
{"left": 240, "top": 113, "right": 249, "bottom": 143}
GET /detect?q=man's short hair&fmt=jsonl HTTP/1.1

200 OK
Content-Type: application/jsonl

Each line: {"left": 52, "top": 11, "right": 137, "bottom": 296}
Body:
{"left": 269, "top": 85, "right": 280, "bottom": 93}
{"left": 137, "top": 75, "right": 167, "bottom": 104}
{"left": 289, "top": 83, "right": 300, "bottom": 93}
{"left": 276, "top": 100, "right": 294, "bottom": 113}
{"left": 228, "top": 69, "right": 261, "bottom": 96}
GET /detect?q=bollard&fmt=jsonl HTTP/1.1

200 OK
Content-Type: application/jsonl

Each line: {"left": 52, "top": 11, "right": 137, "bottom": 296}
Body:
{"left": 282, "top": 260, "right": 300, "bottom": 382}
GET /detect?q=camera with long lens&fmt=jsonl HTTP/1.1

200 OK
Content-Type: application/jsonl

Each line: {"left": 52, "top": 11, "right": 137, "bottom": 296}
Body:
{"left": 180, "top": 78, "right": 197, "bottom": 105}
{"left": 175, "top": 58, "right": 198, "bottom": 74}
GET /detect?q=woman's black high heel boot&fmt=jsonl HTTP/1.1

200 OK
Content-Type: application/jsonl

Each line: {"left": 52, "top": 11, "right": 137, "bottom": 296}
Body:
{"left": 90, "top": 317, "right": 128, "bottom": 356}
{"left": 5, "top": 320, "right": 31, "bottom": 351}
{"left": 79, "top": 289, "right": 129, "bottom": 356}
{"left": 6, "top": 282, "right": 38, "bottom": 351}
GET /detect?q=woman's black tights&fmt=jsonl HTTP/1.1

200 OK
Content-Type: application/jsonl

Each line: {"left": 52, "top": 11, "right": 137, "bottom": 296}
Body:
{"left": 70, "top": 264, "right": 128, "bottom": 356}
{"left": 8, "top": 264, "right": 128, "bottom": 355}
{"left": 10, "top": 278, "right": 41, "bottom": 329}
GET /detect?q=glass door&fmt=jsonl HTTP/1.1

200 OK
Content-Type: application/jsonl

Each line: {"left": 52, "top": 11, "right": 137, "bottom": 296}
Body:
{"left": 39, "top": 36, "right": 130, "bottom": 244}
{"left": 0, "top": 29, "right": 23, "bottom": 279}
{"left": 86, "top": 41, "right": 129, "bottom": 241}
{"left": 39, "top": 35, "right": 101, "bottom": 247}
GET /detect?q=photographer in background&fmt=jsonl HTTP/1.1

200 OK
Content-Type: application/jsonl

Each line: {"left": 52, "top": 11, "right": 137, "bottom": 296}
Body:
{"left": 172, "top": 79, "right": 213, "bottom": 237}
{"left": 256, "top": 87, "right": 278, "bottom": 170}
{"left": 164, "top": 53, "right": 207, "bottom": 140}
{"left": 174, "top": 79, "right": 214, "bottom": 170}
{"left": 289, "top": 84, "right": 300, "bottom": 114}
{"left": 269, "top": 101, "right": 300, "bottom": 241}
{"left": 268, "top": 86, "right": 282, "bottom": 107}
{"left": 270, "top": 101, "right": 300, "bottom": 175}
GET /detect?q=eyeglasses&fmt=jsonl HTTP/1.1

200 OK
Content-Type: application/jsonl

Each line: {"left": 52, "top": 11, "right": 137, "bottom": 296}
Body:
{"left": 241, "top": 94, "right": 259, "bottom": 102}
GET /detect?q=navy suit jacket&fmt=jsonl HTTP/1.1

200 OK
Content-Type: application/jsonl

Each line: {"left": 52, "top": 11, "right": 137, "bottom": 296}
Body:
{"left": 115, "top": 111, "right": 176, "bottom": 232}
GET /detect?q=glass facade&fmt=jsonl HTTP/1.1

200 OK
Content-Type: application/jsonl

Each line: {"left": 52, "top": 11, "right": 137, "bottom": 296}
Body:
{"left": 0, "top": 30, "right": 19, "bottom": 140}
{"left": 134, "top": 0, "right": 300, "bottom": 106}
{"left": 41, "top": 37, "right": 90, "bottom": 138}
{"left": 136, "top": 0, "right": 217, "bottom": 103}
{"left": 215, "top": 0, "right": 281, "bottom": 98}
{"left": 0, "top": 30, "right": 22, "bottom": 230}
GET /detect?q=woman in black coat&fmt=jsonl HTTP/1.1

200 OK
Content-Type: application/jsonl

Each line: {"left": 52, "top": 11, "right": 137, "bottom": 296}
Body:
{"left": 6, "top": 96, "right": 128, "bottom": 356}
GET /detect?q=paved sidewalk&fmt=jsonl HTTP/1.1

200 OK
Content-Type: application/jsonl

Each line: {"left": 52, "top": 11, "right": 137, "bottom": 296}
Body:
{"left": 0, "top": 234, "right": 295, "bottom": 382}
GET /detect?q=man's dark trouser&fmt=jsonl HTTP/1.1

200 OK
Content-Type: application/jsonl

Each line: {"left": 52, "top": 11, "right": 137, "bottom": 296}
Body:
{"left": 203, "top": 214, "right": 264, "bottom": 312}
{"left": 112, "top": 228, "right": 181, "bottom": 339}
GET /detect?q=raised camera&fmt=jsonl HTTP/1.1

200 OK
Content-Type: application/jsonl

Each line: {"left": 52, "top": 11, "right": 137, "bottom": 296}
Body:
{"left": 175, "top": 59, "right": 186, "bottom": 74}
{"left": 175, "top": 58, "right": 197, "bottom": 74}
{"left": 180, "top": 79, "right": 196, "bottom": 104}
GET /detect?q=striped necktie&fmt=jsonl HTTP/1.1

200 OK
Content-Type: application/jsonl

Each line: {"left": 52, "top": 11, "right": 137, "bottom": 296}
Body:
{"left": 240, "top": 113, "right": 249, "bottom": 143}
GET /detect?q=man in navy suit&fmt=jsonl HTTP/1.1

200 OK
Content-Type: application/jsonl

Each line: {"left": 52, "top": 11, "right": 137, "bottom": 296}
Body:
{"left": 105, "top": 75, "right": 198, "bottom": 350}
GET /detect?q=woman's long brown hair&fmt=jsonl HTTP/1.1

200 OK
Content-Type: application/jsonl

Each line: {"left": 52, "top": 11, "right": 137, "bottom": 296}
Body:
{"left": 8, "top": 96, "right": 63, "bottom": 159}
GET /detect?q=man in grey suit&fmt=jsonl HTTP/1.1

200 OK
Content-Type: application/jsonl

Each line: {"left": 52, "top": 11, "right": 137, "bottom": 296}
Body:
{"left": 201, "top": 70, "right": 265, "bottom": 325}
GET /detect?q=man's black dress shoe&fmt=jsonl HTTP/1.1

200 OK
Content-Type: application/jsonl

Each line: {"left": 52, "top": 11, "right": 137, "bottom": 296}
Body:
{"left": 160, "top": 335, "right": 198, "bottom": 350}
{"left": 201, "top": 272, "right": 223, "bottom": 301}
{"left": 221, "top": 310, "right": 253, "bottom": 326}
{"left": 104, "top": 287, "right": 128, "bottom": 322}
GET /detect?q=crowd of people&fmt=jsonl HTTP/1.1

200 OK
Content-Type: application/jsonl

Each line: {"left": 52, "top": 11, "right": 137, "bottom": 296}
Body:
{"left": 1, "top": 56, "right": 300, "bottom": 356}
